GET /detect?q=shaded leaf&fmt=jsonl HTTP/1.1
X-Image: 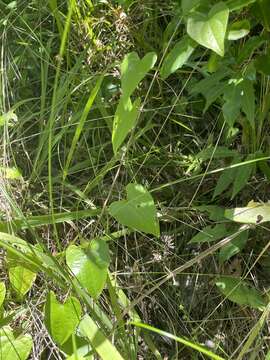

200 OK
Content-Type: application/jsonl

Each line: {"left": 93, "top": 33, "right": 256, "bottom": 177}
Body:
{"left": 44, "top": 291, "right": 82, "bottom": 345}
{"left": 226, "top": 0, "right": 256, "bottom": 11}
{"left": 189, "top": 224, "right": 231, "bottom": 244}
{"left": 231, "top": 155, "right": 255, "bottom": 199}
{"left": 109, "top": 183, "right": 160, "bottom": 236}
{"left": 219, "top": 229, "right": 249, "bottom": 263}
{"left": 187, "top": 2, "right": 229, "bottom": 56}
{"left": 66, "top": 240, "right": 110, "bottom": 299}
{"left": 216, "top": 276, "right": 266, "bottom": 309}
{"left": 255, "top": 53, "right": 270, "bottom": 76}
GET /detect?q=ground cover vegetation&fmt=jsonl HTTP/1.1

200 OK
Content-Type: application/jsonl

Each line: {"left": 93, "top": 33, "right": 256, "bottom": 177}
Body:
{"left": 0, "top": 0, "right": 270, "bottom": 358}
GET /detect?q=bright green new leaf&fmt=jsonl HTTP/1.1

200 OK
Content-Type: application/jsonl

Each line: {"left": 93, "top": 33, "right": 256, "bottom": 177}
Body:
{"left": 109, "top": 183, "right": 160, "bottom": 236}
{"left": 160, "top": 36, "right": 196, "bottom": 79}
{"left": 0, "top": 282, "right": 6, "bottom": 308}
{"left": 121, "top": 52, "right": 157, "bottom": 99}
{"left": 228, "top": 20, "right": 250, "bottom": 40}
{"left": 189, "top": 224, "right": 231, "bottom": 244}
{"left": 216, "top": 276, "right": 266, "bottom": 309}
{"left": 112, "top": 96, "right": 140, "bottom": 154}
{"left": 66, "top": 240, "right": 110, "bottom": 299}
{"left": 9, "top": 266, "right": 36, "bottom": 298}
{"left": 218, "top": 229, "right": 249, "bottom": 263}
{"left": 0, "top": 326, "right": 33, "bottom": 360}
{"left": 187, "top": 2, "right": 229, "bottom": 56}
{"left": 79, "top": 315, "right": 125, "bottom": 360}
{"left": 225, "top": 201, "right": 270, "bottom": 224}
{"left": 44, "top": 291, "right": 82, "bottom": 345}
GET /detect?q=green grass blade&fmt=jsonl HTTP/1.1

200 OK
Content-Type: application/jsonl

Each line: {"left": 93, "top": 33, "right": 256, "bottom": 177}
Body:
{"left": 131, "top": 322, "right": 225, "bottom": 360}
{"left": 79, "top": 315, "right": 125, "bottom": 360}
{"left": 63, "top": 75, "right": 104, "bottom": 181}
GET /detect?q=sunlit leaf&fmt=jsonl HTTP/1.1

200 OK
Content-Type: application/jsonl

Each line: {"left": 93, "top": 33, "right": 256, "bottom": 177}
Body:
{"left": 160, "top": 36, "right": 196, "bottom": 79}
{"left": 187, "top": 2, "right": 229, "bottom": 56}
{"left": 0, "top": 282, "right": 6, "bottom": 308}
{"left": 225, "top": 201, "right": 270, "bottom": 224}
{"left": 0, "top": 326, "right": 33, "bottom": 360}
{"left": 79, "top": 315, "right": 125, "bottom": 360}
{"left": 121, "top": 52, "right": 157, "bottom": 99}
{"left": 44, "top": 291, "right": 82, "bottom": 345}
{"left": 109, "top": 183, "right": 160, "bottom": 236}
{"left": 66, "top": 240, "right": 110, "bottom": 299}
{"left": 8, "top": 266, "right": 36, "bottom": 298}
{"left": 112, "top": 96, "right": 140, "bottom": 154}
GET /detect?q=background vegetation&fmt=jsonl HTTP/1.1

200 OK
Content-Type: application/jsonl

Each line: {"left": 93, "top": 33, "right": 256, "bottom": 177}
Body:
{"left": 0, "top": 0, "right": 270, "bottom": 359}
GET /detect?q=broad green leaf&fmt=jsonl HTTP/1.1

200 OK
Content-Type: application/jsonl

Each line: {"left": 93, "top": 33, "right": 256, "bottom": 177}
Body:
{"left": 222, "top": 80, "right": 242, "bottom": 127}
{"left": 189, "top": 224, "right": 231, "bottom": 244}
{"left": 225, "top": 201, "right": 270, "bottom": 224}
{"left": 0, "top": 326, "right": 33, "bottom": 360}
{"left": 231, "top": 155, "right": 255, "bottom": 199}
{"left": 112, "top": 96, "right": 140, "bottom": 154}
{"left": 0, "top": 166, "right": 22, "bottom": 179}
{"left": 240, "top": 79, "right": 255, "bottom": 128}
{"left": 228, "top": 20, "right": 250, "bottom": 40}
{"left": 253, "top": 0, "right": 270, "bottom": 31}
{"left": 237, "top": 36, "right": 266, "bottom": 64}
{"left": 218, "top": 229, "right": 249, "bottom": 263}
{"left": 66, "top": 240, "right": 110, "bottom": 299}
{"left": 121, "top": 52, "right": 157, "bottom": 99}
{"left": 195, "top": 205, "right": 225, "bottom": 221}
{"left": 0, "top": 282, "right": 6, "bottom": 308}
{"left": 187, "top": 2, "right": 229, "bottom": 56}
{"left": 160, "top": 36, "right": 196, "bottom": 79}
{"left": 181, "top": 0, "right": 204, "bottom": 15}
{"left": 44, "top": 291, "right": 82, "bottom": 345}
{"left": 79, "top": 315, "right": 125, "bottom": 360}
{"left": 213, "top": 156, "right": 241, "bottom": 199}
{"left": 255, "top": 53, "right": 270, "bottom": 76}
{"left": 226, "top": 0, "right": 256, "bottom": 11}
{"left": 109, "top": 183, "right": 160, "bottom": 236}
{"left": 216, "top": 276, "right": 266, "bottom": 309}
{"left": 196, "top": 146, "right": 237, "bottom": 162}
{"left": 8, "top": 266, "right": 36, "bottom": 298}
{"left": 61, "top": 334, "right": 92, "bottom": 358}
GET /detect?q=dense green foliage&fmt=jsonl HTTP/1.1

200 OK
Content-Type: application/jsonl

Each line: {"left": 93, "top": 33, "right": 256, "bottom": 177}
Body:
{"left": 0, "top": 0, "right": 270, "bottom": 359}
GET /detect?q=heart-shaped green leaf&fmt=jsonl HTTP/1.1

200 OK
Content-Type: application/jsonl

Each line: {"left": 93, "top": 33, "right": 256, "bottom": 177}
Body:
{"left": 121, "top": 52, "right": 157, "bottom": 98}
{"left": 160, "top": 36, "right": 196, "bottom": 79}
{"left": 9, "top": 266, "right": 36, "bottom": 298}
{"left": 187, "top": 2, "right": 229, "bottom": 56}
{"left": 0, "top": 326, "right": 33, "bottom": 360}
{"left": 112, "top": 96, "right": 140, "bottom": 154}
{"left": 44, "top": 291, "right": 82, "bottom": 345}
{"left": 109, "top": 183, "right": 160, "bottom": 236}
{"left": 66, "top": 240, "right": 110, "bottom": 299}
{"left": 216, "top": 276, "right": 266, "bottom": 310}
